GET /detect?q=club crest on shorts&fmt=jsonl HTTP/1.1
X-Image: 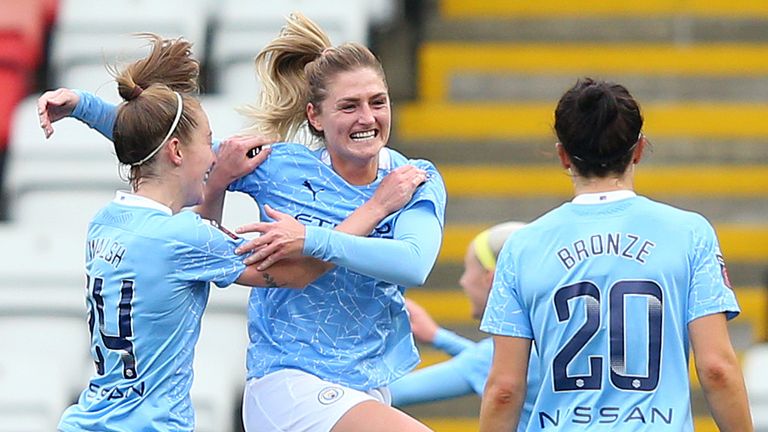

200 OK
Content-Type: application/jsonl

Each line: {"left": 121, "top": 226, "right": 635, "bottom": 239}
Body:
{"left": 317, "top": 386, "right": 344, "bottom": 405}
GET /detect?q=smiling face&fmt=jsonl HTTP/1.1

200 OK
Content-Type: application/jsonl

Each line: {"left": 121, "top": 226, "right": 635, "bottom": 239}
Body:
{"left": 307, "top": 67, "right": 390, "bottom": 181}
{"left": 180, "top": 107, "right": 215, "bottom": 207}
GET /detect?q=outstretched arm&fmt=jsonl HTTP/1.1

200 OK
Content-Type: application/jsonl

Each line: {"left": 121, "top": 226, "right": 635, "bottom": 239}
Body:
{"left": 390, "top": 360, "right": 475, "bottom": 406}
{"left": 38, "top": 89, "right": 117, "bottom": 139}
{"left": 690, "top": 313, "right": 753, "bottom": 432}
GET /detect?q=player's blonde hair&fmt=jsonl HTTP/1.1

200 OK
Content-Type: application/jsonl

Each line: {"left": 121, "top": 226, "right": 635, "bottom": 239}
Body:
{"left": 240, "top": 13, "right": 386, "bottom": 142}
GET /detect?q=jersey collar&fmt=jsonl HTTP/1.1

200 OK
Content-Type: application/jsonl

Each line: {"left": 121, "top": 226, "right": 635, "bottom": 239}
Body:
{"left": 114, "top": 191, "right": 173, "bottom": 215}
{"left": 319, "top": 148, "right": 392, "bottom": 170}
{"left": 572, "top": 190, "right": 637, "bottom": 204}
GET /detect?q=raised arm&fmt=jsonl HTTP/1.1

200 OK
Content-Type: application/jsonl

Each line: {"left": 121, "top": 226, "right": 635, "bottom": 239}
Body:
{"left": 690, "top": 313, "right": 753, "bottom": 432}
{"left": 38, "top": 89, "right": 117, "bottom": 139}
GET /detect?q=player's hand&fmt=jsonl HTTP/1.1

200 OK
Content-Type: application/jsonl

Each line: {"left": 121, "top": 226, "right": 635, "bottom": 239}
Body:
{"left": 406, "top": 298, "right": 439, "bottom": 344}
{"left": 37, "top": 88, "right": 80, "bottom": 138}
{"left": 235, "top": 205, "right": 305, "bottom": 270}
{"left": 370, "top": 165, "right": 427, "bottom": 215}
{"left": 209, "top": 135, "right": 272, "bottom": 189}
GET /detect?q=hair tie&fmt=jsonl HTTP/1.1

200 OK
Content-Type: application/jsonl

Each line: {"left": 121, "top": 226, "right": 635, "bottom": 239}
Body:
{"left": 128, "top": 85, "right": 144, "bottom": 100}
{"left": 321, "top": 47, "right": 333, "bottom": 57}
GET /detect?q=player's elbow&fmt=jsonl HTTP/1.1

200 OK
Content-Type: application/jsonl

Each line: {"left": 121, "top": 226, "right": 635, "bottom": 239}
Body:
{"left": 400, "top": 267, "right": 430, "bottom": 287}
{"left": 483, "top": 376, "right": 526, "bottom": 407}
{"left": 696, "top": 351, "right": 741, "bottom": 391}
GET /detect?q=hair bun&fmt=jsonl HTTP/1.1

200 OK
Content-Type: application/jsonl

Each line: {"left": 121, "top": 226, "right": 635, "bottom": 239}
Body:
{"left": 577, "top": 83, "right": 605, "bottom": 111}
{"left": 126, "top": 85, "right": 144, "bottom": 101}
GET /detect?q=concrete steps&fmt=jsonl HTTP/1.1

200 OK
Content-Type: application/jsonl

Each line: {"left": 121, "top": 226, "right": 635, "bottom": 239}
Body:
{"left": 388, "top": 0, "right": 768, "bottom": 428}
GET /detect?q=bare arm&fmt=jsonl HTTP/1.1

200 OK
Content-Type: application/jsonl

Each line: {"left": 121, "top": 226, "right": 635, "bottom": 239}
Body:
{"left": 690, "top": 313, "right": 753, "bottom": 432}
{"left": 235, "top": 257, "right": 331, "bottom": 289}
{"left": 479, "top": 335, "right": 530, "bottom": 432}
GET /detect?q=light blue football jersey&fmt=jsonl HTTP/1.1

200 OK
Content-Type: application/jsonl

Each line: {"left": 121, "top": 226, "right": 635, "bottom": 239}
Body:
{"left": 58, "top": 192, "right": 246, "bottom": 432}
{"left": 228, "top": 143, "right": 446, "bottom": 390}
{"left": 481, "top": 194, "right": 739, "bottom": 431}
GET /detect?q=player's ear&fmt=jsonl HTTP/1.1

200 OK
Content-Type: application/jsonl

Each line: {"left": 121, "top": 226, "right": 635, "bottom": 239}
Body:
{"left": 166, "top": 138, "right": 183, "bottom": 166}
{"left": 556, "top": 142, "right": 571, "bottom": 170}
{"left": 307, "top": 103, "right": 323, "bottom": 132}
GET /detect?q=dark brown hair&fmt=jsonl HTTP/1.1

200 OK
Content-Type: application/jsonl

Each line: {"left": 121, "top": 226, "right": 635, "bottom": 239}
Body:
{"left": 554, "top": 78, "right": 643, "bottom": 178}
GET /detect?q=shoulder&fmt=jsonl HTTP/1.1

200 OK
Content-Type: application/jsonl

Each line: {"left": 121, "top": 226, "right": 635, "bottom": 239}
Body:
{"left": 635, "top": 196, "right": 716, "bottom": 237}
{"left": 164, "top": 211, "right": 239, "bottom": 247}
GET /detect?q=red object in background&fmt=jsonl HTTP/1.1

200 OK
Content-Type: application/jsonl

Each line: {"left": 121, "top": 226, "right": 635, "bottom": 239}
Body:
{"left": 0, "top": 0, "right": 46, "bottom": 69}
{"left": 0, "top": 67, "right": 29, "bottom": 151}
{"left": 40, "top": 0, "right": 60, "bottom": 26}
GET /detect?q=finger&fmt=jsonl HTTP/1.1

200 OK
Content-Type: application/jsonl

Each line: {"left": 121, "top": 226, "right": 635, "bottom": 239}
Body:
{"left": 244, "top": 242, "right": 281, "bottom": 266}
{"left": 235, "top": 235, "right": 270, "bottom": 255}
{"left": 257, "top": 251, "right": 283, "bottom": 271}
{"left": 236, "top": 221, "right": 271, "bottom": 235}
{"left": 262, "top": 204, "right": 288, "bottom": 221}
{"left": 247, "top": 145, "right": 271, "bottom": 169}
{"left": 36, "top": 99, "right": 53, "bottom": 138}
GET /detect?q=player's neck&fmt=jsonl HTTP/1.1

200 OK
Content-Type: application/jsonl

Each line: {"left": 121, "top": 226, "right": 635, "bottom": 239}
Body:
{"left": 327, "top": 153, "right": 378, "bottom": 185}
{"left": 571, "top": 166, "right": 635, "bottom": 195}
{"left": 134, "top": 181, "right": 184, "bottom": 214}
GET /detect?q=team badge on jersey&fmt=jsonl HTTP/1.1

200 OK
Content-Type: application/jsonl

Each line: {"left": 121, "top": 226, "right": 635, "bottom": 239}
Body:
{"left": 317, "top": 386, "right": 344, "bottom": 405}
{"left": 716, "top": 253, "right": 733, "bottom": 289}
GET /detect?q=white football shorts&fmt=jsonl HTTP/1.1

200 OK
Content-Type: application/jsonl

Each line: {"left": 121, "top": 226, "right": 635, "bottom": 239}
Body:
{"left": 242, "top": 368, "right": 391, "bottom": 432}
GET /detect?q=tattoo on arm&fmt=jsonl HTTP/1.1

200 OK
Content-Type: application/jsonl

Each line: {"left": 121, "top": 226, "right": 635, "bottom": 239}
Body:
{"left": 262, "top": 272, "right": 284, "bottom": 288}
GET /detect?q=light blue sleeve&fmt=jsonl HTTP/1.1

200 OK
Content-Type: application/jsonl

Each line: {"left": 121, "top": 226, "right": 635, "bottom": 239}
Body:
{"left": 687, "top": 218, "right": 741, "bottom": 322}
{"left": 389, "top": 357, "right": 476, "bottom": 406}
{"left": 71, "top": 90, "right": 118, "bottom": 140}
{"left": 479, "top": 240, "right": 533, "bottom": 338}
{"left": 433, "top": 327, "right": 475, "bottom": 356}
{"left": 303, "top": 201, "right": 442, "bottom": 287}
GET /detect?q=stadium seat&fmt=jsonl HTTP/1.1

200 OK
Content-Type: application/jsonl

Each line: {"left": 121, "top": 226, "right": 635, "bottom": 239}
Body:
{"left": 210, "top": 0, "right": 369, "bottom": 96}
{"left": 12, "top": 188, "right": 115, "bottom": 225}
{"left": 50, "top": 0, "right": 207, "bottom": 87}
{"left": 0, "top": 309, "right": 90, "bottom": 432}
{"left": 215, "top": 61, "right": 262, "bottom": 104}
{"left": 0, "top": 68, "right": 30, "bottom": 154}
{"left": 55, "top": 63, "right": 121, "bottom": 104}
{"left": 0, "top": 0, "right": 46, "bottom": 69}
{"left": 200, "top": 95, "right": 253, "bottom": 138}
{"left": 6, "top": 95, "right": 121, "bottom": 208}
{"left": 192, "top": 287, "right": 250, "bottom": 432}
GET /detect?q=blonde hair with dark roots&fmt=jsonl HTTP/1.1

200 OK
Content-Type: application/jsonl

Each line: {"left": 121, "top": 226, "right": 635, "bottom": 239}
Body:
{"left": 241, "top": 13, "right": 386, "bottom": 141}
{"left": 111, "top": 33, "right": 201, "bottom": 190}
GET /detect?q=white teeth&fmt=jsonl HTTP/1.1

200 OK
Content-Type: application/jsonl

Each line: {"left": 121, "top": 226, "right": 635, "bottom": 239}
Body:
{"left": 350, "top": 130, "right": 376, "bottom": 141}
